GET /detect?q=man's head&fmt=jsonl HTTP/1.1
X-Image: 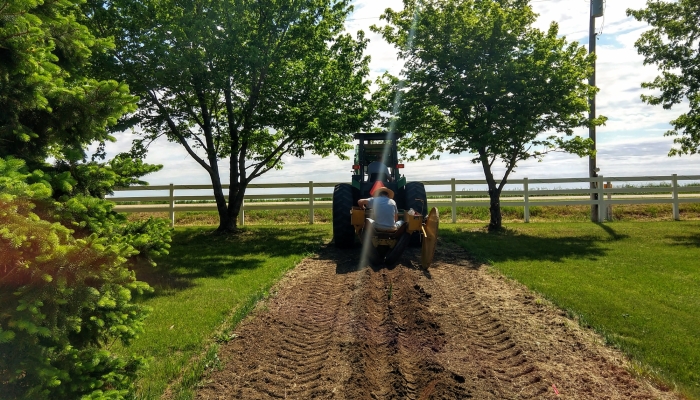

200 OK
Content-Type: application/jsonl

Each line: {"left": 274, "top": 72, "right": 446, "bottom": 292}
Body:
{"left": 373, "top": 187, "right": 394, "bottom": 199}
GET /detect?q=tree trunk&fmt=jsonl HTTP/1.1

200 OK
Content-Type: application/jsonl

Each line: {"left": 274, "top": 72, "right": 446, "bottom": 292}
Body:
{"left": 487, "top": 187, "right": 502, "bottom": 231}
{"left": 222, "top": 183, "right": 247, "bottom": 233}
{"left": 478, "top": 150, "right": 504, "bottom": 231}
{"left": 207, "top": 165, "right": 236, "bottom": 234}
{"left": 213, "top": 152, "right": 250, "bottom": 234}
{"left": 212, "top": 177, "right": 235, "bottom": 234}
{"left": 217, "top": 213, "right": 237, "bottom": 233}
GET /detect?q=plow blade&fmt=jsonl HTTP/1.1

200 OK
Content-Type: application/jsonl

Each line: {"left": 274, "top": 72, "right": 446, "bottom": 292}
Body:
{"left": 421, "top": 207, "right": 439, "bottom": 269}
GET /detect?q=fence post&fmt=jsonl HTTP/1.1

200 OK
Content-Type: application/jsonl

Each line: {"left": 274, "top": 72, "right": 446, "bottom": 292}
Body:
{"left": 239, "top": 199, "right": 245, "bottom": 226}
{"left": 672, "top": 173, "right": 680, "bottom": 220}
{"left": 169, "top": 183, "right": 175, "bottom": 228}
{"left": 606, "top": 181, "right": 613, "bottom": 221}
{"left": 451, "top": 178, "right": 457, "bottom": 223}
{"left": 597, "top": 175, "right": 605, "bottom": 223}
{"left": 523, "top": 178, "right": 530, "bottom": 223}
{"left": 309, "top": 181, "right": 314, "bottom": 224}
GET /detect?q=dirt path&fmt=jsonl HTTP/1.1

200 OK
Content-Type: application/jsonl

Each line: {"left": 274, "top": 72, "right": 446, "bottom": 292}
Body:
{"left": 195, "top": 243, "right": 678, "bottom": 399}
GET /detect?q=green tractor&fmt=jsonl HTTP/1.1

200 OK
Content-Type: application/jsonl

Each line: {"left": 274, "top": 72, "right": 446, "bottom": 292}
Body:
{"left": 332, "top": 132, "right": 439, "bottom": 267}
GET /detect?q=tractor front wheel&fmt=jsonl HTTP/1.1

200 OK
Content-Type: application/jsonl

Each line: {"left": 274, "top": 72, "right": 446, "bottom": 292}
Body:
{"left": 333, "top": 183, "right": 356, "bottom": 248}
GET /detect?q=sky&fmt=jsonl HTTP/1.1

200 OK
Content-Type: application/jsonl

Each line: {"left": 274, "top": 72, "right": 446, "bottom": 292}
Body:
{"left": 102, "top": 0, "right": 700, "bottom": 196}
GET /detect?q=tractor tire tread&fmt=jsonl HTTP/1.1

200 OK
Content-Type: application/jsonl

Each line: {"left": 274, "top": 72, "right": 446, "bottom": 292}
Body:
{"left": 333, "top": 183, "right": 356, "bottom": 248}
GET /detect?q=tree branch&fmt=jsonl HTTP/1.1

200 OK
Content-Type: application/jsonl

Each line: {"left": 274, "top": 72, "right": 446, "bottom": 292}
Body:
{"left": 146, "top": 90, "right": 212, "bottom": 174}
{"left": 247, "top": 136, "right": 296, "bottom": 180}
{"left": 175, "top": 92, "right": 205, "bottom": 129}
{"left": 238, "top": 138, "right": 248, "bottom": 184}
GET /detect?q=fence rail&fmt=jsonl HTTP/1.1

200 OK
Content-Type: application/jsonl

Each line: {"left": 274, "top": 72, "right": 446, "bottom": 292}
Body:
{"left": 108, "top": 174, "right": 700, "bottom": 227}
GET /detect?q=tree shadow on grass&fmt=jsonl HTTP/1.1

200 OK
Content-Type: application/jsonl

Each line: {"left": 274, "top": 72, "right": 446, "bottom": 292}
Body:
{"left": 439, "top": 225, "right": 615, "bottom": 264}
{"left": 594, "top": 223, "right": 629, "bottom": 241}
{"left": 327, "top": 223, "right": 632, "bottom": 270}
{"left": 664, "top": 234, "right": 700, "bottom": 248}
{"left": 132, "top": 226, "right": 328, "bottom": 299}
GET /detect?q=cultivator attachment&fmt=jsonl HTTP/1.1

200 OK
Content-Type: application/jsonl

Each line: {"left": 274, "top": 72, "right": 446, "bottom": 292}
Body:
{"left": 420, "top": 207, "right": 439, "bottom": 268}
{"left": 350, "top": 206, "right": 439, "bottom": 267}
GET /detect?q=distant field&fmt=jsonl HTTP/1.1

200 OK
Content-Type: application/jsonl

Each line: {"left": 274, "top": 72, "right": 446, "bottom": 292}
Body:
{"left": 126, "top": 202, "right": 700, "bottom": 226}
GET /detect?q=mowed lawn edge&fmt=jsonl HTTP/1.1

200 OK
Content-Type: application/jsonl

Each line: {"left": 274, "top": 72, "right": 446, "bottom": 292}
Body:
{"left": 114, "top": 225, "right": 332, "bottom": 400}
{"left": 441, "top": 221, "right": 700, "bottom": 399}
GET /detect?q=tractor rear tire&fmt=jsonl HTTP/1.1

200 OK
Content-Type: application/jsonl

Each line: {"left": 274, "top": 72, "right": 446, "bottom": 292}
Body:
{"left": 405, "top": 182, "right": 427, "bottom": 247}
{"left": 333, "top": 183, "right": 356, "bottom": 248}
{"left": 396, "top": 187, "right": 406, "bottom": 210}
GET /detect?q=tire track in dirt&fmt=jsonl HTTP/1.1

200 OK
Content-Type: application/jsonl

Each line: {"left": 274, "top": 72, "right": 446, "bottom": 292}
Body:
{"left": 196, "top": 244, "right": 680, "bottom": 400}
{"left": 344, "top": 265, "right": 471, "bottom": 399}
{"left": 432, "top": 277, "right": 547, "bottom": 398}
{"left": 424, "top": 244, "right": 677, "bottom": 400}
{"left": 196, "top": 253, "right": 357, "bottom": 399}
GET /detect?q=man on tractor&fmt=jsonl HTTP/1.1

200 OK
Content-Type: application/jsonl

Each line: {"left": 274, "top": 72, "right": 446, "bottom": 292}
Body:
{"left": 366, "top": 154, "right": 393, "bottom": 182}
{"left": 358, "top": 182, "right": 403, "bottom": 232}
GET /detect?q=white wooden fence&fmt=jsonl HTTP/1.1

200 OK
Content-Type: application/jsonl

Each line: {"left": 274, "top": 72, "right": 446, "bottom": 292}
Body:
{"left": 108, "top": 174, "right": 700, "bottom": 227}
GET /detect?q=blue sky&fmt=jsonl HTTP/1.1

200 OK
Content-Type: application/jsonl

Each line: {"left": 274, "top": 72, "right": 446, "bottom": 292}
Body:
{"left": 102, "top": 0, "right": 700, "bottom": 191}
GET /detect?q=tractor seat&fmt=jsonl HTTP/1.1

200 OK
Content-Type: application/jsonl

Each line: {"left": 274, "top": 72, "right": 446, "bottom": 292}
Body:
{"left": 375, "top": 225, "right": 398, "bottom": 233}
{"left": 368, "top": 220, "right": 406, "bottom": 237}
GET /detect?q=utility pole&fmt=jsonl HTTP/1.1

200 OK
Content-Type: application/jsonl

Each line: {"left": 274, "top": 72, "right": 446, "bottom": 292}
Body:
{"left": 589, "top": 0, "right": 604, "bottom": 222}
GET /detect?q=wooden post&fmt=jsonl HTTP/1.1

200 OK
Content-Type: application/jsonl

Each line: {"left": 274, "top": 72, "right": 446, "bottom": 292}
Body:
{"left": 524, "top": 177, "right": 530, "bottom": 223}
{"left": 309, "top": 181, "right": 314, "bottom": 224}
{"left": 597, "top": 175, "right": 605, "bottom": 223}
{"left": 605, "top": 182, "right": 613, "bottom": 221}
{"left": 672, "top": 174, "right": 680, "bottom": 221}
{"left": 588, "top": 0, "right": 602, "bottom": 223}
{"left": 169, "top": 183, "right": 175, "bottom": 228}
{"left": 451, "top": 178, "right": 457, "bottom": 223}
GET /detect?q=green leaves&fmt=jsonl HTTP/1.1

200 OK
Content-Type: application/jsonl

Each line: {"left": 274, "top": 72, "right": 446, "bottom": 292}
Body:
{"left": 1, "top": 0, "right": 162, "bottom": 394}
{"left": 87, "top": 0, "right": 375, "bottom": 230}
{"left": 374, "top": 0, "right": 600, "bottom": 229}
{"left": 376, "top": 0, "right": 597, "bottom": 162}
{"left": 627, "top": 0, "right": 700, "bottom": 156}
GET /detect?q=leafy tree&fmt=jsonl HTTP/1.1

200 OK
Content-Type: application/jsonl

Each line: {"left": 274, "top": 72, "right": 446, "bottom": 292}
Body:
{"left": 627, "top": 0, "right": 700, "bottom": 156}
{"left": 86, "top": 0, "right": 376, "bottom": 233}
{"left": 373, "top": 0, "right": 603, "bottom": 230}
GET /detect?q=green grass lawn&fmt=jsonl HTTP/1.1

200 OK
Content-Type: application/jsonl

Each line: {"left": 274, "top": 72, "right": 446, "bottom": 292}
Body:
{"left": 441, "top": 221, "right": 700, "bottom": 398}
{"left": 116, "top": 225, "right": 331, "bottom": 399}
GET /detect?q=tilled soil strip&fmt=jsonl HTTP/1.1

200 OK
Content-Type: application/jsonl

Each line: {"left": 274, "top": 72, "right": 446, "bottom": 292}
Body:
{"left": 195, "top": 244, "right": 679, "bottom": 399}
